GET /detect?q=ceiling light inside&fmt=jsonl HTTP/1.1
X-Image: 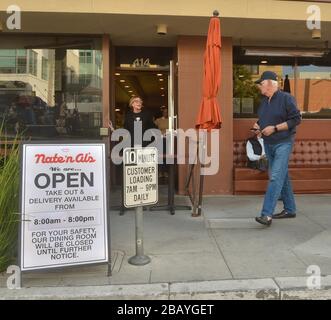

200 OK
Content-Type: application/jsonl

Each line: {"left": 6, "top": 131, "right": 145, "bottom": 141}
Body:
{"left": 244, "top": 47, "right": 328, "bottom": 57}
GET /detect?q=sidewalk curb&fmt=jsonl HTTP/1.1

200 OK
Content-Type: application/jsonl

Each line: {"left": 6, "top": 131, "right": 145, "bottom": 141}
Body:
{"left": 275, "top": 275, "right": 331, "bottom": 300}
{"left": 1, "top": 276, "right": 331, "bottom": 300}
{"left": 0, "top": 283, "right": 169, "bottom": 300}
{"left": 169, "top": 279, "right": 279, "bottom": 300}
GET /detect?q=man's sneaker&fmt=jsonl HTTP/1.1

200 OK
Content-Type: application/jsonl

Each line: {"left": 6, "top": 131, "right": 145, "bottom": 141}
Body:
{"left": 272, "top": 210, "right": 296, "bottom": 219}
{"left": 255, "top": 216, "right": 272, "bottom": 226}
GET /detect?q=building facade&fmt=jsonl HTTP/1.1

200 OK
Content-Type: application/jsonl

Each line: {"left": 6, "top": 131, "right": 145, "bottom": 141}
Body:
{"left": 1, "top": 0, "right": 331, "bottom": 195}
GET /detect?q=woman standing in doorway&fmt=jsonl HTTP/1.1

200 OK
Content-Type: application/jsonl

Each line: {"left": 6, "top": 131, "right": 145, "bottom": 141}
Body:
{"left": 124, "top": 96, "right": 156, "bottom": 147}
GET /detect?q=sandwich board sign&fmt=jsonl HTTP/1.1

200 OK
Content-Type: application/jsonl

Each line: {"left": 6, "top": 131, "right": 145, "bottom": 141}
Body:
{"left": 123, "top": 147, "right": 158, "bottom": 208}
{"left": 19, "top": 142, "right": 109, "bottom": 271}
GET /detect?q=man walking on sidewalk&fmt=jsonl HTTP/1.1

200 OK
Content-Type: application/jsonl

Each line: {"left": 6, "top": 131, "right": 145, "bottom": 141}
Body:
{"left": 252, "top": 71, "right": 301, "bottom": 226}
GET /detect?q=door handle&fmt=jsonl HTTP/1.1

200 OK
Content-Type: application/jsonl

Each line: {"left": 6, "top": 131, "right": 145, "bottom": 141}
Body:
{"left": 173, "top": 115, "right": 178, "bottom": 132}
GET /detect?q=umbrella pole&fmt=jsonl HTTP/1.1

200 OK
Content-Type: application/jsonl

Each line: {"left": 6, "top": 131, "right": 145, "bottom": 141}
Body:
{"left": 184, "top": 163, "right": 195, "bottom": 204}
{"left": 197, "top": 170, "right": 204, "bottom": 216}
{"left": 197, "top": 131, "right": 207, "bottom": 216}
{"left": 185, "top": 139, "right": 202, "bottom": 216}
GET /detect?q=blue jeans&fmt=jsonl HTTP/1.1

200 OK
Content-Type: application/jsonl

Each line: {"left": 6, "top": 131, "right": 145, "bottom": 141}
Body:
{"left": 261, "top": 139, "right": 296, "bottom": 217}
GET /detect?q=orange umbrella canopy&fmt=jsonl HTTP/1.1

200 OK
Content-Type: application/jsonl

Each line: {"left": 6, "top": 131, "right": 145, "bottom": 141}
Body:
{"left": 195, "top": 14, "right": 222, "bottom": 131}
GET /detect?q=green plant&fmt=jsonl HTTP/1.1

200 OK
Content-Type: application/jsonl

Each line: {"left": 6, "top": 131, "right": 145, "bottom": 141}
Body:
{"left": 233, "top": 65, "right": 260, "bottom": 98}
{"left": 0, "top": 128, "right": 20, "bottom": 272}
{"left": 233, "top": 65, "right": 261, "bottom": 113}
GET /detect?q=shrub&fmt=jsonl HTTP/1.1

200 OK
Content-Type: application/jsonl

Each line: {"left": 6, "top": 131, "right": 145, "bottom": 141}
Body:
{"left": 0, "top": 132, "right": 20, "bottom": 272}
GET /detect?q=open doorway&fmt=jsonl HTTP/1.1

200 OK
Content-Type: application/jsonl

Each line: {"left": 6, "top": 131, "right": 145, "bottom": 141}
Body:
{"left": 109, "top": 46, "right": 179, "bottom": 213}
{"left": 114, "top": 70, "right": 169, "bottom": 129}
{"left": 112, "top": 69, "right": 171, "bottom": 187}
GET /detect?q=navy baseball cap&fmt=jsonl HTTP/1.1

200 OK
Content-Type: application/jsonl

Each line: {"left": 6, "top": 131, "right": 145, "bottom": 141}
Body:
{"left": 254, "top": 71, "right": 278, "bottom": 84}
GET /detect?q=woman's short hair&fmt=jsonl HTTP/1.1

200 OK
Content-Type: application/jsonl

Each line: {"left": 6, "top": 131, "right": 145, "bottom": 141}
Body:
{"left": 129, "top": 96, "right": 143, "bottom": 107}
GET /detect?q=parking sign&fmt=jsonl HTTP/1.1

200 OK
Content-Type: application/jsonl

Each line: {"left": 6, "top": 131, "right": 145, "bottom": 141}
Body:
{"left": 123, "top": 147, "right": 158, "bottom": 208}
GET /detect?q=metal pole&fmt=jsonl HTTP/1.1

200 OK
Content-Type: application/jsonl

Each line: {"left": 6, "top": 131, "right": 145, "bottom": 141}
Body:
{"left": 105, "top": 140, "right": 112, "bottom": 277}
{"left": 128, "top": 205, "right": 151, "bottom": 265}
{"left": 107, "top": 205, "right": 112, "bottom": 277}
{"left": 128, "top": 143, "right": 150, "bottom": 266}
{"left": 197, "top": 132, "right": 206, "bottom": 216}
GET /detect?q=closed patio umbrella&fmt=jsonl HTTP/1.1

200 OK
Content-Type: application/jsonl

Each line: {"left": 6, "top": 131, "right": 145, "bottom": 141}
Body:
{"left": 195, "top": 11, "right": 222, "bottom": 131}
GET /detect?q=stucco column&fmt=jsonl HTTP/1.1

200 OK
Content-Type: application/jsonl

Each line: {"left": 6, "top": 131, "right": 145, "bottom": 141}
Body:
{"left": 177, "top": 36, "right": 233, "bottom": 195}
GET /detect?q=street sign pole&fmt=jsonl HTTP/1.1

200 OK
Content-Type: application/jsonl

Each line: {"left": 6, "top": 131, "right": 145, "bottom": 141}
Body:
{"left": 123, "top": 147, "right": 157, "bottom": 266}
{"left": 128, "top": 205, "right": 151, "bottom": 265}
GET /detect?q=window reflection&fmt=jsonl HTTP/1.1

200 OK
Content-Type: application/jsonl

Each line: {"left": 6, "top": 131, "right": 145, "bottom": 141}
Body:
{"left": 234, "top": 59, "right": 331, "bottom": 119}
{"left": 0, "top": 45, "right": 102, "bottom": 139}
{"left": 233, "top": 64, "right": 261, "bottom": 116}
{"left": 294, "top": 65, "right": 331, "bottom": 118}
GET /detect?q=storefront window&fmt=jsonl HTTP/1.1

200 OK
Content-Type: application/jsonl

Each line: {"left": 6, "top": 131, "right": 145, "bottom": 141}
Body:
{"left": 233, "top": 64, "right": 261, "bottom": 116}
{"left": 28, "top": 50, "right": 38, "bottom": 76}
{"left": 293, "top": 65, "right": 331, "bottom": 118}
{"left": 0, "top": 36, "right": 103, "bottom": 140}
{"left": 0, "top": 49, "right": 27, "bottom": 74}
{"left": 233, "top": 46, "right": 331, "bottom": 119}
{"left": 41, "top": 57, "right": 48, "bottom": 80}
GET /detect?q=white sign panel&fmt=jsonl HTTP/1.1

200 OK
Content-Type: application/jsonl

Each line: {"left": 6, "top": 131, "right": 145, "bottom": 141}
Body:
{"left": 123, "top": 147, "right": 158, "bottom": 208}
{"left": 20, "top": 143, "right": 108, "bottom": 271}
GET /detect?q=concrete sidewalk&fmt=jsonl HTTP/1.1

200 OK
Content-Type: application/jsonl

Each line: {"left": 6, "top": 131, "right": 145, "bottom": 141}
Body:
{"left": 1, "top": 192, "right": 331, "bottom": 299}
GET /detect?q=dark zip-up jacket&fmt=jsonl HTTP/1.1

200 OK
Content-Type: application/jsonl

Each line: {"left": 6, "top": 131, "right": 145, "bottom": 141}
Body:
{"left": 124, "top": 109, "right": 156, "bottom": 147}
{"left": 257, "top": 90, "right": 301, "bottom": 144}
